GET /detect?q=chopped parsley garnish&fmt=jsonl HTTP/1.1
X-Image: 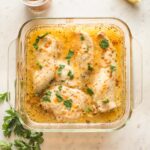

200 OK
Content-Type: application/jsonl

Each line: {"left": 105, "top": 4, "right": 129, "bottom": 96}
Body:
{"left": 85, "top": 107, "right": 92, "bottom": 113}
{"left": 0, "top": 92, "right": 9, "bottom": 103}
{"left": 110, "top": 65, "right": 116, "bottom": 72}
{"left": 36, "top": 61, "right": 43, "bottom": 69}
{"left": 39, "top": 32, "right": 49, "bottom": 38}
{"left": 99, "top": 39, "right": 109, "bottom": 49}
{"left": 80, "top": 34, "right": 85, "bottom": 41}
{"left": 34, "top": 92, "right": 40, "bottom": 97}
{"left": 33, "top": 32, "right": 49, "bottom": 50}
{"left": 102, "top": 99, "right": 109, "bottom": 104}
{"left": 85, "top": 45, "right": 90, "bottom": 52}
{"left": 33, "top": 38, "right": 39, "bottom": 50}
{"left": 55, "top": 91, "right": 64, "bottom": 102}
{"left": 55, "top": 91, "right": 73, "bottom": 109}
{"left": 65, "top": 50, "right": 74, "bottom": 64}
{"left": 57, "top": 65, "right": 65, "bottom": 76}
{"left": 64, "top": 99, "right": 72, "bottom": 109}
{"left": 67, "top": 70, "right": 74, "bottom": 80}
{"left": 86, "top": 88, "right": 94, "bottom": 96}
{"left": 42, "top": 95, "right": 50, "bottom": 102}
{"left": 58, "top": 85, "right": 62, "bottom": 91}
{"left": 45, "top": 90, "right": 51, "bottom": 96}
{"left": 42, "top": 90, "right": 51, "bottom": 102}
{"left": 88, "top": 63, "right": 93, "bottom": 71}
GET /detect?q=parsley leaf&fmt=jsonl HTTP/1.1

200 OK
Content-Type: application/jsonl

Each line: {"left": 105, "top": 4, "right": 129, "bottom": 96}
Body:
{"left": 57, "top": 65, "right": 65, "bottom": 76}
{"left": 58, "top": 85, "right": 62, "bottom": 91}
{"left": 39, "top": 32, "right": 49, "bottom": 39}
{"left": 28, "top": 132, "right": 43, "bottom": 150}
{"left": 64, "top": 99, "right": 72, "bottom": 109}
{"left": 33, "top": 38, "right": 40, "bottom": 50}
{"left": 55, "top": 91, "right": 64, "bottom": 102}
{"left": 85, "top": 45, "right": 90, "bottom": 53}
{"left": 2, "top": 108, "right": 31, "bottom": 138}
{"left": 2, "top": 108, "right": 44, "bottom": 149}
{"left": 80, "top": 34, "right": 85, "bottom": 41}
{"left": 99, "top": 39, "right": 109, "bottom": 49}
{"left": 2, "top": 108, "right": 19, "bottom": 137}
{"left": 102, "top": 99, "right": 109, "bottom": 104}
{"left": 42, "top": 95, "right": 50, "bottom": 102}
{"left": 36, "top": 62, "right": 43, "bottom": 69}
{"left": 33, "top": 32, "right": 49, "bottom": 50}
{"left": 0, "top": 94, "right": 44, "bottom": 150}
{"left": 86, "top": 88, "right": 94, "bottom": 96}
{"left": 65, "top": 50, "right": 74, "bottom": 64}
{"left": 45, "top": 90, "right": 51, "bottom": 96}
{"left": 85, "top": 107, "right": 92, "bottom": 113}
{"left": 0, "top": 141, "right": 12, "bottom": 150}
{"left": 67, "top": 70, "right": 74, "bottom": 80}
{"left": 0, "top": 92, "right": 9, "bottom": 103}
{"left": 14, "top": 140, "right": 31, "bottom": 150}
{"left": 88, "top": 63, "right": 93, "bottom": 71}
{"left": 29, "top": 132, "right": 44, "bottom": 144}
{"left": 110, "top": 65, "right": 116, "bottom": 72}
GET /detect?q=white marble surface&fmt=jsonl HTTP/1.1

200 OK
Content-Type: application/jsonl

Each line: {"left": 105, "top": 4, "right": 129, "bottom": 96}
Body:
{"left": 0, "top": 0, "right": 150, "bottom": 150}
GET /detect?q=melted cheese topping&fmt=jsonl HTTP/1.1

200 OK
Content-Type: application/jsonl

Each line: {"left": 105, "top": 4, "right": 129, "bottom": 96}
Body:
{"left": 24, "top": 24, "right": 126, "bottom": 123}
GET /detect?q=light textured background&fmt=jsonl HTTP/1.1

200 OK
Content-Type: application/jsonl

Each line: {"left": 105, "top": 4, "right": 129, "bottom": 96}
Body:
{"left": 0, "top": 0, "right": 149, "bottom": 150}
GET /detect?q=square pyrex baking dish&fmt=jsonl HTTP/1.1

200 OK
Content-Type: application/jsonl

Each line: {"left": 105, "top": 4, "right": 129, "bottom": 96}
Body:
{"left": 7, "top": 18, "right": 142, "bottom": 132}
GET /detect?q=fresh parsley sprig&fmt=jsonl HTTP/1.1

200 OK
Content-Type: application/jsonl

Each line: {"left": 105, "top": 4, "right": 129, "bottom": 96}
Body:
{"left": 0, "top": 92, "right": 9, "bottom": 103}
{"left": 0, "top": 141, "right": 12, "bottom": 150}
{"left": 0, "top": 92, "right": 44, "bottom": 150}
{"left": 0, "top": 138, "right": 43, "bottom": 150}
{"left": 14, "top": 140, "right": 31, "bottom": 150}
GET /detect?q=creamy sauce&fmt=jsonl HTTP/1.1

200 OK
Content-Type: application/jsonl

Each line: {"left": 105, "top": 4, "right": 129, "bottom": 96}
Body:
{"left": 24, "top": 24, "right": 126, "bottom": 123}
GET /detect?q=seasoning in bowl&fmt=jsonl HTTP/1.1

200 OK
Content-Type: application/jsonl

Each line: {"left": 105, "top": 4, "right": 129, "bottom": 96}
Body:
{"left": 22, "top": 0, "right": 51, "bottom": 13}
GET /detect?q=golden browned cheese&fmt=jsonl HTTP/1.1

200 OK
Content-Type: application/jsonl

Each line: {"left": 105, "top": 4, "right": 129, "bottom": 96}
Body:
{"left": 24, "top": 24, "right": 126, "bottom": 123}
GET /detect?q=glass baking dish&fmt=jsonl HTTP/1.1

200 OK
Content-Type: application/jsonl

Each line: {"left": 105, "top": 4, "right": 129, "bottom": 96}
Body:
{"left": 7, "top": 18, "right": 142, "bottom": 132}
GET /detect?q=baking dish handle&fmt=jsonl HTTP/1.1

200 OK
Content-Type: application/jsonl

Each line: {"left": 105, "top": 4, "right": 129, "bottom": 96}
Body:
{"left": 132, "top": 37, "right": 143, "bottom": 109}
{"left": 7, "top": 39, "right": 17, "bottom": 108}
